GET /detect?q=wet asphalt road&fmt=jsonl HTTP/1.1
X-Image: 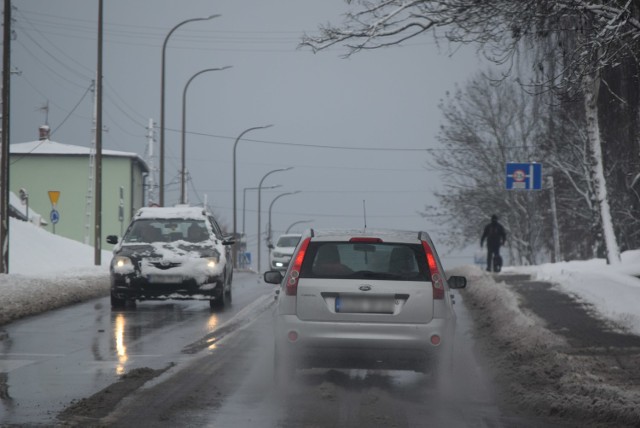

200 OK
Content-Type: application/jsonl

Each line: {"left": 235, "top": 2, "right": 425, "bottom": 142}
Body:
{"left": 96, "top": 289, "right": 547, "bottom": 428}
{"left": 0, "top": 271, "right": 273, "bottom": 426}
{"left": 1, "top": 271, "right": 597, "bottom": 427}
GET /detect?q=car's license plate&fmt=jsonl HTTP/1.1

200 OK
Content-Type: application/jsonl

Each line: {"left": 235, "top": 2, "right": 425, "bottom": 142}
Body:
{"left": 335, "top": 295, "right": 395, "bottom": 314}
{"left": 147, "top": 274, "right": 182, "bottom": 284}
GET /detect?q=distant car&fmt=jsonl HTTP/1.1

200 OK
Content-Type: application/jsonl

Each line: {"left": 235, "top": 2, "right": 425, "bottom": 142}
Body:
{"left": 269, "top": 233, "right": 302, "bottom": 271}
{"left": 106, "top": 205, "right": 234, "bottom": 310}
{"left": 263, "top": 228, "right": 466, "bottom": 380}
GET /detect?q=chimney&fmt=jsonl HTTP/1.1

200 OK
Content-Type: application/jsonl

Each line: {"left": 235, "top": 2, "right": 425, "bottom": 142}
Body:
{"left": 39, "top": 125, "right": 50, "bottom": 141}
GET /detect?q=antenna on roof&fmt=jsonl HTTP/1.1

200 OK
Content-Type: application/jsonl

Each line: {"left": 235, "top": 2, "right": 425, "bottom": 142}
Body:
{"left": 38, "top": 100, "right": 49, "bottom": 126}
{"left": 363, "top": 199, "right": 367, "bottom": 230}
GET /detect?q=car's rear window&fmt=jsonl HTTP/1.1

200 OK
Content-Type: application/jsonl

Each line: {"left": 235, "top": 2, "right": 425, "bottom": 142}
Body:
{"left": 299, "top": 241, "right": 430, "bottom": 281}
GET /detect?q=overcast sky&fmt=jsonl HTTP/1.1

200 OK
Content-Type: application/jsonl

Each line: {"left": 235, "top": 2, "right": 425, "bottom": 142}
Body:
{"left": 9, "top": 0, "right": 487, "bottom": 268}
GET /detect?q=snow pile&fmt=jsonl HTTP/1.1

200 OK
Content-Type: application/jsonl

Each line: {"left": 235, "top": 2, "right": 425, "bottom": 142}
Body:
{"left": 455, "top": 264, "right": 640, "bottom": 426}
{"left": 0, "top": 218, "right": 111, "bottom": 325}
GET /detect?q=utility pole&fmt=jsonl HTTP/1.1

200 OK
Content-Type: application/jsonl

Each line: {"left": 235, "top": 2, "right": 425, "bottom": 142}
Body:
{"left": 84, "top": 80, "right": 96, "bottom": 245}
{"left": 0, "top": 0, "right": 12, "bottom": 273}
{"left": 145, "top": 118, "right": 157, "bottom": 206}
{"left": 94, "top": 0, "right": 103, "bottom": 265}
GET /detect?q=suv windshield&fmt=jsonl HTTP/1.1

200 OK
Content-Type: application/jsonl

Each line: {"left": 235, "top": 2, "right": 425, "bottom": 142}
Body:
{"left": 300, "top": 242, "right": 430, "bottom": 281}
{"left": 277, "top": 236, "right": 301, "bottom": 248}
{"left": 123, "top": 219, "right": 209, "bottom": 244}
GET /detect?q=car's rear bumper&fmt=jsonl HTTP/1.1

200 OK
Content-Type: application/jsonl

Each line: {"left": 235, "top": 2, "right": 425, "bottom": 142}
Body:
{"left": 274, "top": 315, "right": 453, "bottom": 371}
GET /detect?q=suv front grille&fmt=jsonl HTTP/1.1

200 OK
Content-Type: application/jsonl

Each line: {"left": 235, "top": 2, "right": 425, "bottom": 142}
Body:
{"left": 150, "top": 262, "right": 181, "bottom": 270}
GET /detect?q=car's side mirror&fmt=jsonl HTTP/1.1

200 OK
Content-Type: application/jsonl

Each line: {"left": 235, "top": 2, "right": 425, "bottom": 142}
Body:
{"left": 264, "top": 270, "right": 284, "bottom": 284}
{"left": 106, "top": 235, "right": 119, "bottom": 245}
{"left": 222, "top": 236, "right": 236, "bottom": 246}
{"left": 448, "top": 275, "right": 467, "bottom": 289}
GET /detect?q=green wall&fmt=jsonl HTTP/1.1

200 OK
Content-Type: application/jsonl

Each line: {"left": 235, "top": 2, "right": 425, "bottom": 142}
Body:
{"left": 9, "top": 154, "right": 147, "bottom": 249}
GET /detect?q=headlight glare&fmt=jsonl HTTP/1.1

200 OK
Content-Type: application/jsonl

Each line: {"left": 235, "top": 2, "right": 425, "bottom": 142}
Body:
{"left": 113, "top": 256, "right": 134, "bottom": 273}
{"left": 206, "top": 257, "right": 218, "bottom": 269}
{"left": 115, "top": 256, "right": 131, "bottom": 268}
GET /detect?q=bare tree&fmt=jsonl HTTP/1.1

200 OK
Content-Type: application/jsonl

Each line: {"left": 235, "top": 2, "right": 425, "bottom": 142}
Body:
{"left": 426, "top": 72, "right": 548, "bottom": 265}
{"left": 302, "top": 0, "right": 640, "bottom": 264}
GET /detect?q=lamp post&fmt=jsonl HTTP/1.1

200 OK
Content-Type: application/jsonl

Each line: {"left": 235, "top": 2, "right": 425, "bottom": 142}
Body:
{"left": 286, "top": 219, "right": 313, "bottom": 234}
{"left": 257, "top": 167, "right": 292, "bottom": 272}
{"left": 242, "top": 185, "right": 280, "bottom": 236}
{"left": 268, "top": 191, "right": 300, "bottom": 253}
{"left": 160, "top": 14, "right": 219, "bottom": 206}
{"left": 180, "top": 66, "right": 231, "bottom": 204}
{"left": 232, "top": 124, "right": 273, "bottom": 267}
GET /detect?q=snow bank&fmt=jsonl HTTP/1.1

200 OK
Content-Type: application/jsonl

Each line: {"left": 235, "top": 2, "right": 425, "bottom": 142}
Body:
{"left": 0, "top": 218, "right": 111, "bottom": 326}
{"left": 455, "top": 265, "right": 640, "bottom": 427}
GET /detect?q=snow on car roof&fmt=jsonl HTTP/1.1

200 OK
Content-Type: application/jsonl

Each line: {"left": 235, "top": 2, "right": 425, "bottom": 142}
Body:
{"left": 134, "top": 205, "right": 209, "bottom": 220}
{"left": 308, "top": 228, "right": 429, "bottom": 243}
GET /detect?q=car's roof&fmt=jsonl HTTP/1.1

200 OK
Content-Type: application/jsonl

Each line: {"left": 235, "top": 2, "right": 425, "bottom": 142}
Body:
{"left": 134, "top": 205, "right": 210, "bottom": 220}
{"left": 304, "top": 228, "right": 432, "bottom": 244}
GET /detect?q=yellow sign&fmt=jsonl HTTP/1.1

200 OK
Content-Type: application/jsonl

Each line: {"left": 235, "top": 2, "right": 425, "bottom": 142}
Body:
{"left": 48, "top": 190, "right": 60, "bottom": 206}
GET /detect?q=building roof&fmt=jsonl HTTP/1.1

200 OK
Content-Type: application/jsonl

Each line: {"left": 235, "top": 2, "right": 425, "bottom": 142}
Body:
{"left": 10, "top": 139, "right": 149, "bottom": 172}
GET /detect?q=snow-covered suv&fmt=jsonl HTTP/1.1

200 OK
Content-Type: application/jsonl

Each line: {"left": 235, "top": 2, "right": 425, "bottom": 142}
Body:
{"left": 263, "top": 228, "right": 467, "bottom": 380}
{"left": 106, "top": 205, "right": 234, "bottom": 309}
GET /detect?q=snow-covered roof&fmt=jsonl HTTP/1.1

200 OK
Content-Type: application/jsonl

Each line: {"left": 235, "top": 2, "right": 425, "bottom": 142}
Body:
{"left": 134, "top": 205, "right": 210, "bottom": 220}
{"left": 10, "top": 139, "right": 148, "bottom": 170}
{"left": 9, "top": 191, "right": 47, "bottom": 225}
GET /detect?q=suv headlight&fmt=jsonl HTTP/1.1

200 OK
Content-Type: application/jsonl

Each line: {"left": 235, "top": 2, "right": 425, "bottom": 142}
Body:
{"left": 205, "top": 256, "right": 220, "bottom": 272}
{"left": 113, "top": 256, "right": 134, "bottom": 274}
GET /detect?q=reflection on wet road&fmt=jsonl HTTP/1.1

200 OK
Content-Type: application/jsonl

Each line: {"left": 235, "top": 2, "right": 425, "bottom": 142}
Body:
{"left": 0, "top": 271, "right": 271, "bottom": 425}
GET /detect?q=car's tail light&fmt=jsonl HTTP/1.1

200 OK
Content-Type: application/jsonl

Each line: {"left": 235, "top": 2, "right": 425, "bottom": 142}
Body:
{"left": 285, "top": 237, "right": 311, "bottom": 296}
{"left": 422, "top": 240, "right": 444, "bottom": 300}
{"left": 349, "top": 237, "right": 383, "bottom": 243}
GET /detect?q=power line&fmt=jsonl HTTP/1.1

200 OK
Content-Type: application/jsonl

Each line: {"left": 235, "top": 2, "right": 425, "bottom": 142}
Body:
{"left": 51, "top": 82, "right": 93, "bottom": 136}
{"left": 14, "top": 8, "right": 94, "bottom": 78}
{"left": 162, "top": 126, "right": 429, "bottom": 152}
{"left": 14, "top": 39, "right": 90, "bottom": 91}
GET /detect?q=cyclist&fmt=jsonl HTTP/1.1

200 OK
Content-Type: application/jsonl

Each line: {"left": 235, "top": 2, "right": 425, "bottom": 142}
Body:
{"left": 480, "top": 214, "right": 507, "bottom": 272}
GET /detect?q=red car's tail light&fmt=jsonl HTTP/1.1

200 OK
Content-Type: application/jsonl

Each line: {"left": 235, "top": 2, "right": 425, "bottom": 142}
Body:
{"left": 285, "top": 237, "right": 311, "bottom": 296}
{"left": 422, "top": 240, "right": 444, "bottom": 300}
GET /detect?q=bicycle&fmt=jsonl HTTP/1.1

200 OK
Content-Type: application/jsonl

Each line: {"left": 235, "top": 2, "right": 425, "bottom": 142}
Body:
{"left": 492, "top": 254, "right": 502, "bottom": 273}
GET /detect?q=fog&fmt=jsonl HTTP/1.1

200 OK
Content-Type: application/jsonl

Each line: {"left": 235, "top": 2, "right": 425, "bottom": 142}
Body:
{"left": 10, "top": 0, "right": 484, "bottom": 268}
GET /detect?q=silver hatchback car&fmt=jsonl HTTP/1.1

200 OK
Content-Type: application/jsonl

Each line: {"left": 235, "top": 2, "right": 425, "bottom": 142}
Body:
{"left": 264, "top": 228, "right": 467, "bottom": 379}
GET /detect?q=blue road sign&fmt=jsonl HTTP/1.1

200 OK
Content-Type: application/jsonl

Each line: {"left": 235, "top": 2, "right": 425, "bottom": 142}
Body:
{"left": 50, "top": 209, "right": 60, "bottom": 224}
{"left": 506, "top": 163, "right": 542, "bottom": 190}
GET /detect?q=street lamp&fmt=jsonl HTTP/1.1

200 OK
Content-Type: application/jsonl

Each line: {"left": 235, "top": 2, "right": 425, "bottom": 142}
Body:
{"left": 160, "top": 14, "right": 219, "bottom": 206}
{"left": 232, "top": 124, "right": 273, "bottom": 267}
{"left": 239, "top": 184, "right": 280, "bottom": 270}
{"left": 286, "top": 219, "right": 313, "bottom": 234}
{"left": 180, "top": 66, "right": 231, "bottom": 204}
{"left": 257, "top": 167, "right": 293, "bottom": 272}
{"left": 268, "top": 191, "right": 300, "bottom": 252}
{"left": 242, "top": 184, "right": 280, "bottom": 238}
